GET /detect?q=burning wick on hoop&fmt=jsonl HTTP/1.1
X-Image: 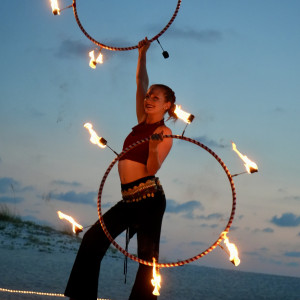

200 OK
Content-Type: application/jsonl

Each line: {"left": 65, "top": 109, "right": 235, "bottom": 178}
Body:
{"left": 84, "top": 123, "right": 118, "bottom": 155}
{"left": 174, "top": 105, "right": 195, "bottom": 136}
{"left": 57, "top": 211, "right": 83, "bottom": 234}
{"left": 151, "top": 258, "right": 161, "bottom": 296}
{"left": 219, "top": 232, "right": 240, "bottom": 266}
{"left": 231, "top": 142, "right": 258, "bottom": 177}
{"left": 89, "top": 49, "right": 103, "bottom": 69}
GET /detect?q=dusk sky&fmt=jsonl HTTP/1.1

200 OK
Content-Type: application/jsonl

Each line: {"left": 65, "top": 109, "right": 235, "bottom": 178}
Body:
{"left": 1, "top": 0, "right": 300, "bottom": 279}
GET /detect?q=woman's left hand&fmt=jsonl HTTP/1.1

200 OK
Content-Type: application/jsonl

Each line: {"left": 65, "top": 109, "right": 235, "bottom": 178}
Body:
{"left": 149, "top": 131, "right": 164, "bottom": 147}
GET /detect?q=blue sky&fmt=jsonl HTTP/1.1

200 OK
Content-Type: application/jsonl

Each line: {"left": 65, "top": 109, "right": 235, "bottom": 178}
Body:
{"left": 1, "top": 0, "right": 300, "bottom": 279}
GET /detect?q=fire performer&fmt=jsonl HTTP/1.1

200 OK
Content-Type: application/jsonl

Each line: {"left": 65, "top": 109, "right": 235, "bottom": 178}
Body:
{"left": 64, "top": 37, "right": 177, "bottom": 300}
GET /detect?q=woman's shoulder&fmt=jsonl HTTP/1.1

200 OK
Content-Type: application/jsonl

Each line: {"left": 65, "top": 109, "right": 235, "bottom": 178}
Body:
{"left": 154, "top": 124, "right": 172, "bottom": 135}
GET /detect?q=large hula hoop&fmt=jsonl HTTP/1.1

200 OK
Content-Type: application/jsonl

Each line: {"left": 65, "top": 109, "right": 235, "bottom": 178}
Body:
{"left": 98, "top": 135, "right": 237, "bottom": 268}
{"left": 72, "top": 0, "right": 182, "bottom": 51}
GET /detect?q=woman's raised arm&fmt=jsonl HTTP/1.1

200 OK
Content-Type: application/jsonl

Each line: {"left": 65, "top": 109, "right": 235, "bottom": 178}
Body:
{"left": 136, "top": 38, "right": 150, "bottom": 123}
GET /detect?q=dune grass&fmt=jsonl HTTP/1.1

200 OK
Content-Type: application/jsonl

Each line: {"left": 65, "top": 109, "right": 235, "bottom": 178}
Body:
{"left": 0, "top": 204, "right": 22, "bottom": 223}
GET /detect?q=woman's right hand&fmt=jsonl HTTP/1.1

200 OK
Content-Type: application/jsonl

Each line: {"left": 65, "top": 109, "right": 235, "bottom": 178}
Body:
{"left": 138, "top": 37, "right": 151, "bottom": 56}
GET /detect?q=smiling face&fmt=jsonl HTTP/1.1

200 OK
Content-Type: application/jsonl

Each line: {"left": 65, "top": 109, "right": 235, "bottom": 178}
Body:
{"left": 144, "top": 86, "right": 171, "bottom": 116}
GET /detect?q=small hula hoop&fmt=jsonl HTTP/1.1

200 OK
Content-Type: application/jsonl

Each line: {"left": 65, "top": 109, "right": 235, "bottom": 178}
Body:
{"left": 97, "top": 135, "right": 237, "bottom": 268}
{"left": 72, "top": 0, "right": 182, "bottom": 51}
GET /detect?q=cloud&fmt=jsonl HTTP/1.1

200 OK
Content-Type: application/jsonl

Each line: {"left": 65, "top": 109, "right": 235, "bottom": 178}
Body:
{"left": 0, "top": 177, "right": 19, "bottom": 193}
{"left": 193, "top": 136, "right": 228, "bottom": 149}
{"left": 197, "top": 213, "right": 223, "bottom": 220}
{"left": 0, "top": 196, "right": 24, "bottom": 204}
{"left": 51, "top": 191, "right": 97, "bottom": 207}
{"left": 166, "top": 199, "right": 203, "bottom": 219}
{"left": 51, "top": 180, "right": 82, "bottom": 187}
{"left": 271, "top": 213, "right": 300, "bottom": 227}
{"left": 253, "top": 227, "right": 274, "bottom": 233}
{"left": 189, "top": 241, "right": 207, "bottom": 246}
{"left": 199, "top": 223, "right": 218, "bottom": 228}
{"left": 284, "top": 252, "right": 300, "bottom": 258}
{"left": 262, "top": 227, "right": 274, "bottom": 233}
{"left": 166, "top": 27, "right": 222, "bottom": 43}
{"left": 55, "top": 39, "right": 90, "bottom": 59}
{"left": 54, "top": 38, "right": 117, "bottom": 61}
{"left": 0, "top": 177, "right": 33, "bottom": 194}
{"left": 284, "top": 195, "right": 300, "bottom": 201}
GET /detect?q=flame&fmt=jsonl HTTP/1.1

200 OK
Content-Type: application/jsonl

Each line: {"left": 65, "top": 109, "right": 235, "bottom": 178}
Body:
{"left": 222, "top": 232, "right": 240, "bottom": 266}
{"left": 57, "top": 211, "right": 83, "bottom": 234}
{"left": 50, "top": 0, "right": 60, "bottom": 15}
{"left": 84, "top": 123, "right": 107, "bottom": 148}
{"left": 232, "top": 142, "right": 258, "bottom": 174}
{"left": 174, "top": 105, "right": 194, "bottom": 124}
{"left": 89, "top": 50, "right": 103, "bottom": 69}
{"left": 151, "top": 258, "right": 161, "bottom": 296}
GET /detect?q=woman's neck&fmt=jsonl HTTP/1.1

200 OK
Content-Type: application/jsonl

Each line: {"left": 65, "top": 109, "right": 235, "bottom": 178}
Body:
{"left": 145, "top": 114, "right": 164, "bottom": 124}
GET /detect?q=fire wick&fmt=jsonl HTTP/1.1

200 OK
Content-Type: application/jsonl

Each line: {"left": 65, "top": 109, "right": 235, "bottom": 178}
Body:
{"left": 156, "top": 39, "right": 169, "bottom": 59}
{"left": 232, "top": 169, "right": 258, "bottom": 177}
{"left": 99, "top": 137, "right": 119, "bottom": 156}
{"left": 107, "top": 144, "right": 119, "bottom": 156}
{"left": 231, "top": 171, "right": 248, "bottom": 177}
{"left": 181, "top": 123, "right": 189, "bottom": 137}
{"left": 59, "top": 4, "right": 73, "bottom": 12}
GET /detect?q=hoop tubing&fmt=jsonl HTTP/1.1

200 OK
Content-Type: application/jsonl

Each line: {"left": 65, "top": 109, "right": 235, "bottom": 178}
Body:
{"left": 97, "top": 135, "right": 237, "bottom": 268}
{"left": 72, "top": 0, "right": 182, "bottom": 51}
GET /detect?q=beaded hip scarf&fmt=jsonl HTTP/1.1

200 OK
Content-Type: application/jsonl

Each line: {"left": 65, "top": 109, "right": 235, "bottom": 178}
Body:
{"left": 121, "top": 177, "right": 163, "bottom": 203}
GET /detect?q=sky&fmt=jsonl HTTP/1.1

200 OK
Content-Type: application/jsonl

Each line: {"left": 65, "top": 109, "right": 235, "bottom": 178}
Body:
{"left": 0, "top": 0, "right": 300, "bottom": 279}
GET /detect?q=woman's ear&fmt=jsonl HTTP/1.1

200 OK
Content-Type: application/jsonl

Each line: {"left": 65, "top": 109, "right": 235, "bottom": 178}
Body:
{"left": 165, "top": 102, "right": 171, "bottom": 110}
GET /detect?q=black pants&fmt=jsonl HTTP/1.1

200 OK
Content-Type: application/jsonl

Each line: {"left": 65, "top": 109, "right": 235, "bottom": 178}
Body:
{"left": 64, "top": 179, "right": 166, "bottom": 300}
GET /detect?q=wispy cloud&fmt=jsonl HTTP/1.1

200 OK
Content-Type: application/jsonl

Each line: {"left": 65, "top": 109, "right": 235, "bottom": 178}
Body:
{"left": 271, "top": 213, "right": 300, "bottom": 227}
{"left": 253, "top": 227, "right": 274, "bottom": 233}
{"left": 166, "top": 199, "right": 203, "bottom": 219}
{"left": 262, "top": 227, "right": 274, "bottom": 233}
{"left": 284, "top": 251, "right": 300, "bottom": 258}
{"left": 193, "top": 136, "right": 228, "bottom": 149}
{"left": 166, "top": 27, "right": 222, "bottom": 43}
{"left": 196, "top": 213, "right": 223, "bottom": 220}
{"left": 284, "top": 195, "right": 300, "bottom": 201}
{"left": 0, "top": 196, "right": 24, "bottom": 204}
{"left": 51, "top": 180, "right": 82, "bottom": 187}
{"left": 54, "top": 38, "right": 117, "bottom": 61}
{"left": 51, "top": 191, "right": 97, "bottom": 207}
{"left": 54, "top": 39, "right": 91, "bottom": 59}
{"left": 0, "top": 177, "right": 33, "bottom": 194}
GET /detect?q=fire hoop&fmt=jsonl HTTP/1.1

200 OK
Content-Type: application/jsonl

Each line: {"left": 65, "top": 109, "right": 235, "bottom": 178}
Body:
{"left": 72, "top": 0, "right": 182, "bottom": 51}
{"left": 97, "top": 135, "right": 237, "bottom": 268}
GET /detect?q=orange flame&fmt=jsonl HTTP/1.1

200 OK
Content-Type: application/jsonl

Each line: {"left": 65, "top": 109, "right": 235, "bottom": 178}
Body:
{"left": 50, "top": 0, "right": 60, "bottom": 15}
{"left": 222, "top": 232, "right": 240, "bottom": 266}
{"left": 89, "top": 50, "right": 103, "bottom": 69}
{"left": 57, "top": 211, "right": 83, "bottom": 234}
{"left": 232, "top": 142, "right": 258, "bottom": 174}
{"left": 84, "top": 123, "right": 107, "bottom": 149}
{"left": 151, "top": 258, "right": 161, "bottom": 296}
{"left": 174, "top": 105, "right": 194, "bottom": 124}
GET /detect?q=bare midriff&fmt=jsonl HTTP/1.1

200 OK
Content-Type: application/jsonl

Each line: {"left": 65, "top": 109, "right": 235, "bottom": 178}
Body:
{"left": 118, "top": 159, "right": 152, "bottom": 184}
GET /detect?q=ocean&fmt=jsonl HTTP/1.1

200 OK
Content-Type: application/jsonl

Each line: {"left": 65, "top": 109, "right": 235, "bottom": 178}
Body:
{"left": 0, "top": 220, "right": 299, "bottom": 300}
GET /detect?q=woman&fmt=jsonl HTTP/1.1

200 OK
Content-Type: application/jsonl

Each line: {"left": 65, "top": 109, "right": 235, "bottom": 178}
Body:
{"left": 64, "top": 38, "right": 177, "bottom": 300}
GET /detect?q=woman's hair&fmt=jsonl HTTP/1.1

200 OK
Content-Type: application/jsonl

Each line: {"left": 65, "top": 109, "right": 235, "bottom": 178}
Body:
{"left": 150, "top": 84, "right": 178, "bottom": 121}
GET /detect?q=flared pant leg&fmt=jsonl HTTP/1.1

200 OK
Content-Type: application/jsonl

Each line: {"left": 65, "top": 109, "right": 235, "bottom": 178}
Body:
{"left": 129, "top": 192, "right": 166, "bottom": 300}
{"left": 64, "top": 201, "right": 130, "bottom": 300}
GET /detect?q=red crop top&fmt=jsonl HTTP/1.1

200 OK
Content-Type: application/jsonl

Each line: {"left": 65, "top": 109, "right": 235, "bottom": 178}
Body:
{"left": 119, "top": 119, "right": 165, "bottom": 165}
